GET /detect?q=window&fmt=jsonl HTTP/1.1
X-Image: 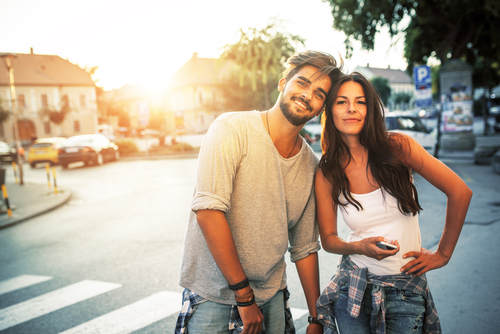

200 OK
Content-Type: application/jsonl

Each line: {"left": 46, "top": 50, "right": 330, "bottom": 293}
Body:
{"left": 74, "top": 120, "right": 80, "bottom": 132}
{"left": 41, "top": 94, "right": 48, "bottom": 108}
{"left": 44, "top": 121, "right": 51, "bottom": 134}
{"left": 18, "top": 94, "right": 26, "bottom": 109}
{"left": 61, "top": 94, "right": 69, "bottom": 108}
{"left": 80, "top": 94, "right": 86, "bottom": 107}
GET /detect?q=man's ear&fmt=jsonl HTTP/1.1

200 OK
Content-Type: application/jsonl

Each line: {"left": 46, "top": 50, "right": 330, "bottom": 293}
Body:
{"left": 278, "top": 78, "right": 286, "bottom": 92}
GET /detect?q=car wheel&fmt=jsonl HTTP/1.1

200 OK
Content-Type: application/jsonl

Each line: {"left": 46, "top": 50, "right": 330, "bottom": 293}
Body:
{"left": 95, "top": 153, "right": 104, "bottom": 166}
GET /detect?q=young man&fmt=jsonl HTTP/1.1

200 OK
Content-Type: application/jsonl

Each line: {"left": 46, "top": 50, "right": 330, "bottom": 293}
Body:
{"left": 176, "top": 51, "right": 343, "bottom": 334}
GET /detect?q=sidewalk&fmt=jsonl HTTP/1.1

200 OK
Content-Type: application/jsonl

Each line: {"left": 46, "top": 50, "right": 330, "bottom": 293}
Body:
{"left": 0, "top": 181, "right": 72, "bottom": 229}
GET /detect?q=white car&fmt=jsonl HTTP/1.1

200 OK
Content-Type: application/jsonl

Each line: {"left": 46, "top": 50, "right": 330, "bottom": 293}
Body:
{"left": 385, "top": 111, "right": 438, "bottom": 156}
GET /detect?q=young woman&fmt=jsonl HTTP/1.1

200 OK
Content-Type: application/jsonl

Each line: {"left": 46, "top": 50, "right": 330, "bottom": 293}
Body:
{"left": 314, "top": 73, "right": 472, "bottom": 333}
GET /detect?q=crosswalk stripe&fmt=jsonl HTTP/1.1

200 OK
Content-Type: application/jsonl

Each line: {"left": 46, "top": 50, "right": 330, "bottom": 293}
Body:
{"left": 59, "top": 291, "right": 182, "bottom": 334}
{"left": 0, "top": 275, "right": 53, "bottom": 295}
{"left": 0, "top": 280, "right": 121, "bottom": 331}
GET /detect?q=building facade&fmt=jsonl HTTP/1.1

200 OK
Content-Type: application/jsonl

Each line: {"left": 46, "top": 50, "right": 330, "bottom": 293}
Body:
{"left": 0, "top": 50, "right": 97, "bottom": 147}
{"left": 355, "top": 65, "right": 414, "bottom": 111}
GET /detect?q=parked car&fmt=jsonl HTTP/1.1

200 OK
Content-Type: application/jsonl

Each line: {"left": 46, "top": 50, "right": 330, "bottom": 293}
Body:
{"left": 384, "top": 111, "right": 438, "bottom": 156}
{"left": 58, "top": 134, "right": 119, "bottom": 169}
{"left": 0, "top": 141, "right": 18, "bottom": 164}
{"left": 28, "top": 137, "right": 67, "bottom": 167}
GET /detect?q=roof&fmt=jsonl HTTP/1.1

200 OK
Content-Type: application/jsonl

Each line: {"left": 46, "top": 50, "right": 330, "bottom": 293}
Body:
{"left": 169, "top": 53, "right": 232, "bottom": 87}
{"left": 0, "top": 52, "right": 95, "bottom": 87}
{"left": 354, "top": 65, "right": 412, "bottom": 84}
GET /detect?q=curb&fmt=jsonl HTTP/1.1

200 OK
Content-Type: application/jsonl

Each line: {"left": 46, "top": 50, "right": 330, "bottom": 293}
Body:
{"left": 0, "top": 189, "right": 72, "bottom": 230}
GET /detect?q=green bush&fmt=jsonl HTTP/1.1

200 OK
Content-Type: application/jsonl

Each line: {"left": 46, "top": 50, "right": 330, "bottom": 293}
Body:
{"left": 114, "top": 139, "right": 139, "bottom": 155}
{"left": 169, "top": 142, "right": 194, "bottom": 152}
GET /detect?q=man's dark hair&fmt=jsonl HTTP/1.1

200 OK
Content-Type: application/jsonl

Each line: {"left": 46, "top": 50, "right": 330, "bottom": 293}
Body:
{"left": 282, "top": 50, "right": 344, "bottom": 83}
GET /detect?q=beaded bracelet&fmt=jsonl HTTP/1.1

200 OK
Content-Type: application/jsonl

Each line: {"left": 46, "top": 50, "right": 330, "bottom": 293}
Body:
{"left": 228, "top": 277, "right": 249, "bottom": 291}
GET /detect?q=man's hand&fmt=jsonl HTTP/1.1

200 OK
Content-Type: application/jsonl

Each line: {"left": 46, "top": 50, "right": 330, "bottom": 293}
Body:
{"left": 306, "top": 323, "right": 323, "bottom": 334}
{"left": 400, "top": 250, "right": 450, "bottom": 276}
{"left": 238, "top": 303, "right": 264, "bottom": 334}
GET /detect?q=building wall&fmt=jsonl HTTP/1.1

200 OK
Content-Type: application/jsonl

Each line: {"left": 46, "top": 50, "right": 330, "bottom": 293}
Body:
{"left": 0, "top": 85, "right": 97, "bottom": 145}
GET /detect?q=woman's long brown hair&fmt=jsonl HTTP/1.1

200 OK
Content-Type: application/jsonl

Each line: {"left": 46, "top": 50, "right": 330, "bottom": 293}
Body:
{"left": 319, "top": 72, "right": 422, "bottom": 215}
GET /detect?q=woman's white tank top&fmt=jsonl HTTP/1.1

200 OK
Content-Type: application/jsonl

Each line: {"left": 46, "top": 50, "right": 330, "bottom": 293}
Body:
{"left": 340, "top": 188, "right": 421, "bottom": 275}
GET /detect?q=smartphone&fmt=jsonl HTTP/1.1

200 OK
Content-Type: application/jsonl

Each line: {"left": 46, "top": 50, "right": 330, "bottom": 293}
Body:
{"left": 376, "top": 241, "right": 398, "bottom": 250}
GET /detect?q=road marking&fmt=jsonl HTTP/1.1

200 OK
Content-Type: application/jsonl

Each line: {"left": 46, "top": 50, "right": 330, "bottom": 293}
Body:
{"left": 59, "top": 291, "right": 182, "bottom": 334}
{"left": 0, "top": 275, "right": 53, "bottom": 295}
{"left": 290, "top": 307, "right": 309, "bottom": 321}
{"left": 0, "top": 280, "right": 121, "bottom": 331}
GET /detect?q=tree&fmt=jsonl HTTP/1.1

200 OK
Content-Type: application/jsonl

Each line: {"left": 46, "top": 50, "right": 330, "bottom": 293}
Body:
{"left": 220, "top": 20, "right": 305, "bottom": 109}
{"left": 322, "top": 0, "right": 500, "bottom": 73}
{"left": 39, "top": 99, "right": 71, "bottom": 134}
{"left": 393, "top": 92, "right": 413, "bottom": 110}
{"left": 370, "top": 77, "right": 392, "bottom": 106}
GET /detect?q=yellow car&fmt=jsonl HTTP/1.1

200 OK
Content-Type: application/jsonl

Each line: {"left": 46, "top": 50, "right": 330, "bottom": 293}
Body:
{"left": 28, "top": 137, "right": 67, "bottom": 167}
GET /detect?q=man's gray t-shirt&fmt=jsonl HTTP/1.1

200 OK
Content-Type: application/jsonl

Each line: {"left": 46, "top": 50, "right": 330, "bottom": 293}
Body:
{"left": 179, "top": 111, "right": 320, "bottom": 305}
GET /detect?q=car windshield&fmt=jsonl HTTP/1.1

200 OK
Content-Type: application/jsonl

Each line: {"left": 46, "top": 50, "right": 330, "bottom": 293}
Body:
{"left": 385, "top": 116, "right": 428, "bottom": 133}
{"left": 32, "top": 143, "right": 54, "bottom": 148}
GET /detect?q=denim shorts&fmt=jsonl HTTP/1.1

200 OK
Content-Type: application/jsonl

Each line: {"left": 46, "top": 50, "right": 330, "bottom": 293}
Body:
{"left": 335, "top": 283, "right": 425, "bottom": 334}
{"left": 187, "top": 290, "right": 285, "bottom": 333}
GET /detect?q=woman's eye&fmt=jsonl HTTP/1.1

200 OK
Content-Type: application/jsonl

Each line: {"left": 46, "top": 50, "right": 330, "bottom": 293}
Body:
{"left": 358, "top": 100, "right": 366, "bottom": 105}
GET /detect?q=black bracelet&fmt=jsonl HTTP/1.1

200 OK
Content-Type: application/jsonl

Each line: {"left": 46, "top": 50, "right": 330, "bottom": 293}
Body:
{"left": 236, "top": 295, "right": 255, "bottom": 307}
{"left": 228, "top": 277, "right": 249, "bottom": 291}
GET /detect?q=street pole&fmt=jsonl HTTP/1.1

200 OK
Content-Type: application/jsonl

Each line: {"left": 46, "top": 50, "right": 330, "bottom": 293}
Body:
{"left": 1, "top": 54, "right": 24, "bottom": 185}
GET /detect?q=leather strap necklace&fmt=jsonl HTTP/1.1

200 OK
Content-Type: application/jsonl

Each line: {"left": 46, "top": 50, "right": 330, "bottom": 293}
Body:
{"left": 266, "top": 111, "right": 299, "bottom": 158}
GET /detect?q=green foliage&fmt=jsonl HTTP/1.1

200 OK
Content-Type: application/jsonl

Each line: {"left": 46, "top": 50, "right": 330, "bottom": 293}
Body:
{"left": 370, "top": 77, "right": 392, "bottom": 106}
{"left": 392, "top": 92, "right": 412, "bottom": 104}
{"left": 323, "top": 0, "right": 500, "bottom": 87}
{"left": 114, "top": 139, "right": 139, "bottom": 155}
{"left": 0, "top": 98, "right": 11, "bottom": 123}
{"left": 220, "top": 19, "right": 305, "bottom": 108}
{"left": 39, "top": 104, "right": 71, "bottom": 125}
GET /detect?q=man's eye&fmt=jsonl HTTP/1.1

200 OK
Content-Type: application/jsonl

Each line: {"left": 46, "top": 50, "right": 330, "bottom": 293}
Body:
{"left": 297, "top": 81, "right": 306, "bottom": 87}
{"left": 316, "top": 93, "right": 325, "bottom": 99}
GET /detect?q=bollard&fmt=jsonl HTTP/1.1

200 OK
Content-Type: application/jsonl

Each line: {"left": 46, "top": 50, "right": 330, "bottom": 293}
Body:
{"left": 1, "top": 184, "right": 12, "bottom": 217}
{"left": 52, "top": 167, "right": 58, "bottom": 194}
{"left": 11, "top": 161, "right": 18, "bottom": 184}
{"left": 46, "top": 164, "right": 51, "bottom": 188}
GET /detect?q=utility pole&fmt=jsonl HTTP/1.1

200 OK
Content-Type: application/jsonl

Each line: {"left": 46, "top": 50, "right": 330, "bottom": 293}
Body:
{"left": 0, "top": 53, "right": 24, "bottom": 185}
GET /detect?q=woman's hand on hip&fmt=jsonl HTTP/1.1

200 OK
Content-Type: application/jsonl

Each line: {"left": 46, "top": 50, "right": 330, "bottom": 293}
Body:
{"left": 400, "top": 250, "right": 450, "bottom": 276}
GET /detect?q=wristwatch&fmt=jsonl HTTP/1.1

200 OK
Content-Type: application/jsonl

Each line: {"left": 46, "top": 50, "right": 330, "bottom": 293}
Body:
{"left": 308, "top": 315, "right": 320, "bottom": 324}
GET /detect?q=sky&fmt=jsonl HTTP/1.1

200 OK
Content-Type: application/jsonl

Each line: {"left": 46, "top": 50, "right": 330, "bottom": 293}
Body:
{"left": 0, "top": 0, "right": 409, "bottom": 91}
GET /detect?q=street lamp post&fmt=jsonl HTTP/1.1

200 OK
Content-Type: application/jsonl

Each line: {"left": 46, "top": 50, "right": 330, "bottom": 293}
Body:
{"left": 0, "top": 53, "right": 24, "bottom": 185}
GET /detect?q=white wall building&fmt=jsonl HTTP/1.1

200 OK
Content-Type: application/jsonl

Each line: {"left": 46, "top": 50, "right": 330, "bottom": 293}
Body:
{"left": 0, "top": 49, "right": 98, "bottom": 147}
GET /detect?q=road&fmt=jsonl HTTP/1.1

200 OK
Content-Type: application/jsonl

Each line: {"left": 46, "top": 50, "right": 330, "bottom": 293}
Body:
{"left": 0, "top": 156, "right": 499, "bottom": 333}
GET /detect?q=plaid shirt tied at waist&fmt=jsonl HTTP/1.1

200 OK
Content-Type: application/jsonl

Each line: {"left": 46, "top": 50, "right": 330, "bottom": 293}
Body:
{"left": 175, "top": 287, "right": 295, "bottom": 334}
{"left": 316, "top": 256, "right": 442, "bottom": 334}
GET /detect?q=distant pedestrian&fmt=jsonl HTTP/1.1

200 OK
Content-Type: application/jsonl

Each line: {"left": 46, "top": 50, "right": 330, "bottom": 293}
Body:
{"left": 175, "top": 50, "right": 343, "bottom": 334}
{"left": 314, "top": 72, "right": 473, "bottom": 333}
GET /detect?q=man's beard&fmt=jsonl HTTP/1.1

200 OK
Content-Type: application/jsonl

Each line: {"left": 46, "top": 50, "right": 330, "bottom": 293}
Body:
{"left": 279, "top": 96, "right": 314, "bottom": 126}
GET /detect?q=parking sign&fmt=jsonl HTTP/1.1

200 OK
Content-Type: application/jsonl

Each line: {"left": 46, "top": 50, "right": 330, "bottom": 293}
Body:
{"left": 414, "top": 65, "right": 431, "bottom": 85}
{"left": 414, "top": 65, "right": 432, "bottom": 107}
